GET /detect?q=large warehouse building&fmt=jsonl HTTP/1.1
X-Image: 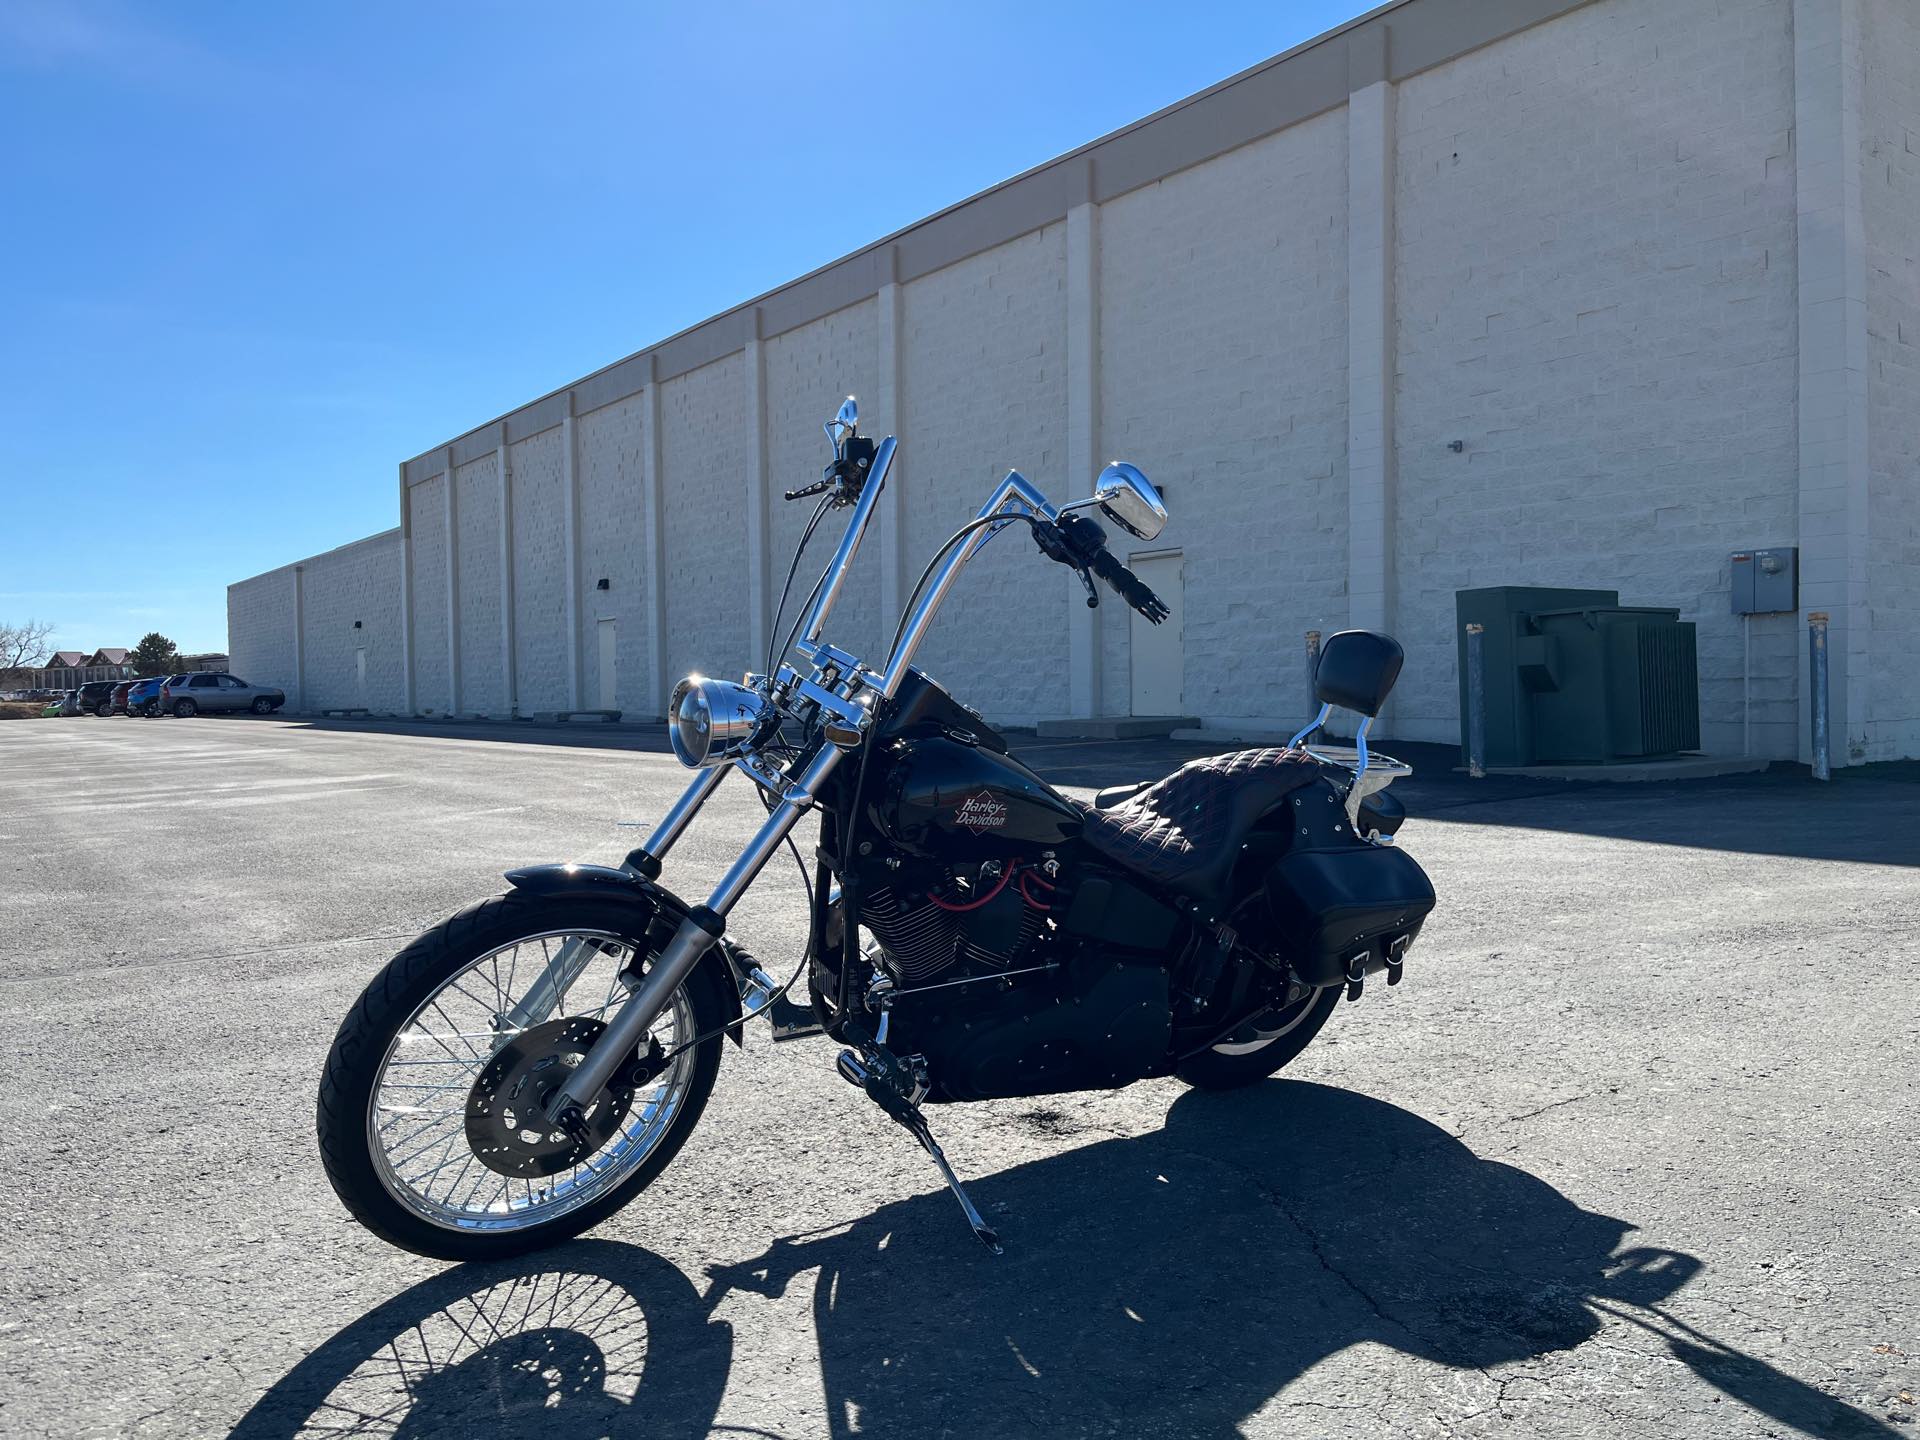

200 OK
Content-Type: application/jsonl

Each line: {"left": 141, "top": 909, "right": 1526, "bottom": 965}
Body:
{"left": 230, "top": 0, "right": 1919, "bottom": 766}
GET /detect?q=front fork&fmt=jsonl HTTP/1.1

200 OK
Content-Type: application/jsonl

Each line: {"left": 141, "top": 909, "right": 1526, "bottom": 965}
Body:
{"left": 544, "top": 742, "right": 845, "bottom": 1125}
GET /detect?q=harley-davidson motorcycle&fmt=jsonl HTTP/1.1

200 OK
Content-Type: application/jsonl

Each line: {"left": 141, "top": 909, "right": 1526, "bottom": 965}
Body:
{"left": 317, "top": 399, "right": 1435, "bottom": 1260}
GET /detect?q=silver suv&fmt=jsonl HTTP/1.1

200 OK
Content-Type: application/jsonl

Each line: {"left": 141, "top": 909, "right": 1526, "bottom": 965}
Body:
{"left": 162, "top": 672, "right": 287, "bottom": 717}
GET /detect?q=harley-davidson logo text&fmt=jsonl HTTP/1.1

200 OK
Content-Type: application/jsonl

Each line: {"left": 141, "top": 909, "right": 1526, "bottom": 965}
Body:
{"left": 953, "top": 790, "right": 1009, "bottom": 832}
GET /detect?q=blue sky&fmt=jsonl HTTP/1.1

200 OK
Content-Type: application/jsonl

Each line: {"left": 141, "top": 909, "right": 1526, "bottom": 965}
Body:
{"left": 0, "top": 1, "right": 1361, "bottom": 656}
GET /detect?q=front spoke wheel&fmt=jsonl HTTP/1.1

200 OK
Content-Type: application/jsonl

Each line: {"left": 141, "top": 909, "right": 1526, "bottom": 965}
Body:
{"left": 318, "top": 892, "right": 727, "bottom": 1261}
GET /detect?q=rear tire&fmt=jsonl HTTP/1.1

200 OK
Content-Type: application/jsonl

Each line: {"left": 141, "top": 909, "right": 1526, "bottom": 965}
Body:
{"left": 173, "top": 699, "right": 195, "bottom": 717}
{"left": 316, "top": 890, "right": 728, "bottom": 1262}
{"left": 1176, "top": 985, "right": 1340, "bottom": 1091}
{"left": 94, "top": 701, "right": 111, "bottom": 717}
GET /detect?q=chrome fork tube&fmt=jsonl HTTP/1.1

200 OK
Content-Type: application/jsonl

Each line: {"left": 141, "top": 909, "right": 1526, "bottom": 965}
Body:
{"left": 551, "top": 742, "right": 846, "bottom": 1120}
{"left": 548, "top": 910, "right": 724, "bottom": 1120}
{"left": 625, "top": 761, "right": 731, "bottom": 873}
{"left": 703, "top": 742, "right": 843, "bottom": 913}
{"left": 797, "top": 436, "right": 896, "bottom": 649}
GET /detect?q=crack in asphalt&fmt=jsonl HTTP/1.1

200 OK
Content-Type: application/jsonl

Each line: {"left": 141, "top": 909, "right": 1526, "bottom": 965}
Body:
{"left": 1152, "top": 1138, "right": 1416, "bottom": 1342}
{"left": 1503, "top": 1093, "right": 1594, "bottom": 1125}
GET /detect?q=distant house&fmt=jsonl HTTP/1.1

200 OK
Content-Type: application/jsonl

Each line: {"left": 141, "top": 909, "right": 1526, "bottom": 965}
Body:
{"left": 25, "top": 647, "right": 135, "bottom": 690}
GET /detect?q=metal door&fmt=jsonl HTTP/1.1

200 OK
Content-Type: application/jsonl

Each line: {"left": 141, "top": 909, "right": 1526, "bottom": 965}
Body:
{"left": 1129, "top": 551, "right": 1184, "bottom": 716}
{"left": 596, "top": 620, "right": 617, "bottom": 711}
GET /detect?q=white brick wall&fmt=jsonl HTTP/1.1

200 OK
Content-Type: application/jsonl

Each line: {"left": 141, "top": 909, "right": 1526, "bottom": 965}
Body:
{"left": 1863, "top": 0, "right": 1920, "bottom": 760}
{"left": 1393, "top": 0, "right": 1801, "bottom": 755}
{"left": 576, "top": 392, "right": 647, "bottom": 714}
{"left": 226, "top": 531, "right": 402, "bottom": 712}
{"left": 765, "top": 301, "right": 882, "bottom": 666}
{"left": 901, "top": 225, "right": 1070, "bottom": 725}
{"left": 226, "top": 567, "right": 295, "bottom": 697}
{"left": 408, "top": 474, "right": 450, "bottom": 714}
{"left": 233, "top": 0, "right": 1920, "bottom": 766}
{"left": 454, "top": 453, "right": 505, "bottom": 716}
{"left": 510, "top": 427, "right": 569, "bottom": 713}
{"left": 299, "top": 531, "right": 403, "bottom": 712}
{"left": 1099, "top": 111, "right": 1350, "bottom": 727}
{"left": 661, "top": 353, "right": 751, "bottom": 688}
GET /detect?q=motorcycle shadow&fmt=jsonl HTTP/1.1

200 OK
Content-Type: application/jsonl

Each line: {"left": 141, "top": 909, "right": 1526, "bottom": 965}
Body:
{"left": 233, "top": 1081, "right": 1898, "bottom": 1439}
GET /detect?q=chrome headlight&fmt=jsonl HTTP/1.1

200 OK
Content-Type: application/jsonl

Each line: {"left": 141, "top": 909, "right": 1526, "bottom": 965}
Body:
{"left": 668, "top": 675, "right": 769, "bottom": 768}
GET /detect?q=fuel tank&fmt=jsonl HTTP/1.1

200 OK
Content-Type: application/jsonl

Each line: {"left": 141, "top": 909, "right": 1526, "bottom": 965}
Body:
{"left": 876, "top": 735, "right": 1081, "bottom": 858}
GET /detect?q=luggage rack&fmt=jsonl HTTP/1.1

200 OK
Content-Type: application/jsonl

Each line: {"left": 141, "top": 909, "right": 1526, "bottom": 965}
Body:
{"left": 1287, "top": 706, "right": 1412, "bottom": 829}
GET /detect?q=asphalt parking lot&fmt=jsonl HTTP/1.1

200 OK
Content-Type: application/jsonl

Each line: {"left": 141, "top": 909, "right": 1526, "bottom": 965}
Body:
{"left": 1, "top": 714, "right": 1914, "bottom": 1439}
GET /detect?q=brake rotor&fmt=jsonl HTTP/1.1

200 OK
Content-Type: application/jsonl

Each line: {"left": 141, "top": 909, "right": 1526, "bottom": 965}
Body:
{"left": 464, "top": 1016, "right": 635, "bottom": 1179}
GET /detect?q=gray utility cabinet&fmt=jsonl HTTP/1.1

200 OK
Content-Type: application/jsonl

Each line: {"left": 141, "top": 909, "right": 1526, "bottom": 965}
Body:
{"left": 1456, "top": 587, "right": 1700, "bottom": 767}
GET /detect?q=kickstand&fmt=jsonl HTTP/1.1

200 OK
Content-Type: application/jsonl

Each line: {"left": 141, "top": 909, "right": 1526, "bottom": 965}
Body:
{"left": 840, "top": 1047, "right": 1002, "bottom": 1254}
{"left": 897, "top": 1105, "right": 1003, "bottom": 1255}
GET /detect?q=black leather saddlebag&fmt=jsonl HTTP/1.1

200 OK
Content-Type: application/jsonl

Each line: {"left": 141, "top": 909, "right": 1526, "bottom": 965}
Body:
{"left": 1265, "top": 843, "right": 1435, "bottom": 987}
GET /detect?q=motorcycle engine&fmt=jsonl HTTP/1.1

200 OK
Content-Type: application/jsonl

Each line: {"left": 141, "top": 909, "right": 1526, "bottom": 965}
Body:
{"left": 858, "top": 859, "right": 1046, "bottom": 986}
{"left": 852, "top": 856, "right": 1175, "bottom": 1103}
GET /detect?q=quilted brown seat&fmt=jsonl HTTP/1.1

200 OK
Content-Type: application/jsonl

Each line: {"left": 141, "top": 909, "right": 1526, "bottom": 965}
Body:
{"left": 1075, "top": 747, "right": 1322, "bottom": 905}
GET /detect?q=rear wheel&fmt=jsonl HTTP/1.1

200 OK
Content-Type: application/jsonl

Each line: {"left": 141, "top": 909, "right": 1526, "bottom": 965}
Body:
{"left": 173, "top": 699, "right": 195, "bottom": 717}
{"left": 94, "top": 701, "right": 111, "bottom": 717}
{"left": 1175, "top": 984, "right": 1341, "bottom": 1091}
{"left": 316, "top": 890, "right": 728, "bottom": 1262}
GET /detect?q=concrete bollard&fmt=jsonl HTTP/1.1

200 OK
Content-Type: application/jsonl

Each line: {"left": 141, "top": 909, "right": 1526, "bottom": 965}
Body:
{"left": 1465, "top": 622, "right": 1487, "bottom": 778}
{"left": 1808, "top": 611, "right": 1831, "bottom": 782}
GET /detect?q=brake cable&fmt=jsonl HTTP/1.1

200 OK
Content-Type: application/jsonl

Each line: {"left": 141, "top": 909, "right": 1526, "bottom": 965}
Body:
{"left": 766, "top": 491, "right": 835, "bottom": 680}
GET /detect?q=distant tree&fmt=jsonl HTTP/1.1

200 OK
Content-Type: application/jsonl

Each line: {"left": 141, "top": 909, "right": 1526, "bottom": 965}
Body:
{"left": 0, "top": 618, "right": 55, "bottom": 683}
{"left": 130, "top": 632, "right": 181, "bottom": 677}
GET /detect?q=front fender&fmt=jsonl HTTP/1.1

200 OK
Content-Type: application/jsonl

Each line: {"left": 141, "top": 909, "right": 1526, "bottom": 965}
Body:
{"left": 503, "top": 862, "right": 747, "bottom": 1044}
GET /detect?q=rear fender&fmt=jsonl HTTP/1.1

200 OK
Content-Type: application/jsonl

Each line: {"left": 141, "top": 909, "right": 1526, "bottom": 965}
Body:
{"left": 503, "top": 862, "right": 746, "bottom": 1044}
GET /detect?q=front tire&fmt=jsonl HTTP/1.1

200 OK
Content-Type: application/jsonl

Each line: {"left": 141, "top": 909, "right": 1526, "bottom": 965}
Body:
{"left": 251, "top": 696, "right": 273, "bottom": 714}
{"left": 1175, "top": 984, "right": 1341, "bottom": 1090}
{"left": 316, "top": 890, "right": 728, "bottom": 1262}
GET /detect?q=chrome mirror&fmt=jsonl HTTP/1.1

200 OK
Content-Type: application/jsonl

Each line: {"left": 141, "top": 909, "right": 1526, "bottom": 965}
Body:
{"left": 824, "top": 396, "right": 858, "bottom": 458}
{"left": 1093, "top": 461, "right": 1167, "bottom": 541}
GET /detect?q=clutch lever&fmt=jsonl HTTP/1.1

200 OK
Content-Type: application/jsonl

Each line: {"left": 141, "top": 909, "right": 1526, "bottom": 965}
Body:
{"left": 1075, "top": 566, "right": 1099, "bottom": 609}
{"left": 1031, "top": 518, "right": 1100, "bottom": 610}
{"left": 783, "top": 476, "right": 833, "bottom": 503}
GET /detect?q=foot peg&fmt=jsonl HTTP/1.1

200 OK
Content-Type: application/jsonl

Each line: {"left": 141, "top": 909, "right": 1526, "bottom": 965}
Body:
{"left": 838, "top": 1048, "right": 1002, "bottom": 1254}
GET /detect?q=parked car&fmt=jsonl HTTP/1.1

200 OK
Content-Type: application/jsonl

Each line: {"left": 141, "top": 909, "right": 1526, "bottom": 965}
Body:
{"left": 76, "top": 680, "right": 118, "bottom": 716}
{"left": 124, "top": 676, "right": 164, "bottom": 716}
{"left": 108, "top": 681, "right": 136, "bottom": 715}
{"left": 53, "top": 690, "right": 81, "bottom": 716}
{"left": 163, "top": 672, "right": 286, "bottom": 717}
{"left": 40, "top": 695, "right": 64, "bottom": 716}
{"left": 145, "top": 674, "right": 189, "bottom": 717}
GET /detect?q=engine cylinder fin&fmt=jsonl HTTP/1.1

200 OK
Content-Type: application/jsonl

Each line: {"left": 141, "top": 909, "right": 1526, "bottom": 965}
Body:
{"left": 861, "top": 882, "right": 1042, "bottom": 985}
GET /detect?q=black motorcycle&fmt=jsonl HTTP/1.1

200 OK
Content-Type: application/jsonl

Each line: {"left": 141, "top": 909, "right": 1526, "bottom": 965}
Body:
{"left": 317, "top": 398, "right": 1435, "bottom": 1260}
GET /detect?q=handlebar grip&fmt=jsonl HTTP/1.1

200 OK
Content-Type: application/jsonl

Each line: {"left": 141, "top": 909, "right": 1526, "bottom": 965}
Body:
{"left": 1089, "top": 547, "right": 1169, "bottom": 625}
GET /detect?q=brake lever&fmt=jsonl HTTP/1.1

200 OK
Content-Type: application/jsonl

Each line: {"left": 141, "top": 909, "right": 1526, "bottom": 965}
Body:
{"left": 783, "top": 477, "right": 833, "bottom": 502}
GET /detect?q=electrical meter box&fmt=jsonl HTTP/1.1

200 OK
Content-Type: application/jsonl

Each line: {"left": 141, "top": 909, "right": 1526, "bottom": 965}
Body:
{"left": 1730, "top": 547, "right": 1798, "bottom": 614}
